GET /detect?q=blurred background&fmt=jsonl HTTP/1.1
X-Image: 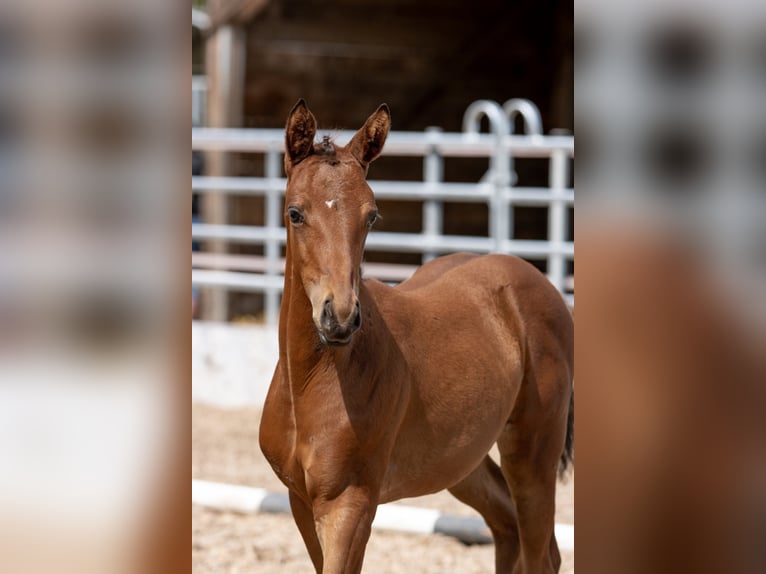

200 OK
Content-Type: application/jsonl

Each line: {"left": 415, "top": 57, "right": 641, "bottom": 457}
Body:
{"left": 575, "top": 1, "right": 766, "bottom": 572}
{"left": 0, "top": 1, "right": 186, "bottom": 573}
{"left": 191, "top": 0, "right": 573, "bottom": 322}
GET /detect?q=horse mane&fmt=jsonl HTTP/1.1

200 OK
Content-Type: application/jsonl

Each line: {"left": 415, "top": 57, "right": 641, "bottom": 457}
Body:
{"left": 312, "top": 134, "right": 340, "bottom": 165}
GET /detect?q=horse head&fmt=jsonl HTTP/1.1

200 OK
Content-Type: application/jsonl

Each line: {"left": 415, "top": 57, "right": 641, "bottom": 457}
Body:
{"left": 283, "top": 99, "right": 390, "bottom": 345}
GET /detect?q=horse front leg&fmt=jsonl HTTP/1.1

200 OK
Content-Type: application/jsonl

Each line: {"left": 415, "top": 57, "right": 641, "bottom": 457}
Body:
{"left": 289, "top": 490, "right": 324, "bottom": 572}
{"left": 312, "top": 485, "right": 377, "bottom": 574}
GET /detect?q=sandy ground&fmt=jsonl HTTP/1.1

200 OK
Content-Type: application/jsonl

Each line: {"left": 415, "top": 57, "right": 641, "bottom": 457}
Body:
{"left": 193, "top": 403, "right": 574, "bottom": 573}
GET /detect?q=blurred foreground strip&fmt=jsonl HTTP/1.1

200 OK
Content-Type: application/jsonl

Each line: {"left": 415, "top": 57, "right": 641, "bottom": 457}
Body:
{"left": 576, "top": 0, "right": 766, "bottom": 571}
{"left": 0, "top": 0, "right": 186, "bottom": 573}
{"left": 577, "top": 222, "right": 765, "bottom": 573}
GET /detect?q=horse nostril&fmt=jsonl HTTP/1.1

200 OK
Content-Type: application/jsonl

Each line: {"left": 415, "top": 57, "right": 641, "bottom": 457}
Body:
{"left": 353, "top": 301, "right": 362, "bottom": 329}
{"left": 322, "top": 298, "right": 333, "bottom": 322}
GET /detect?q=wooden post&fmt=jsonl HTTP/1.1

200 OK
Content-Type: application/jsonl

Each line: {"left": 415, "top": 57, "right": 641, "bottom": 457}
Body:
{"left": 201, "top": 24, "right": 246, "bottom": 321}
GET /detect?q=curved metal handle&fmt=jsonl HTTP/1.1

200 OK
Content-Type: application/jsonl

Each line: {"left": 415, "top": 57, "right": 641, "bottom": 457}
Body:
{"left": 502, "top": 98, "right": 543, "bottom": 135}
{"left": 462, "top": 100, "right": 509, "bottom": 139}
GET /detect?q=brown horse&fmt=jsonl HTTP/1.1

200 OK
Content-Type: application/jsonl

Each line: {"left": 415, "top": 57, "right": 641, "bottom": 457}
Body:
{"left": 259, "top": 100, "right": 574, "bottom": 574}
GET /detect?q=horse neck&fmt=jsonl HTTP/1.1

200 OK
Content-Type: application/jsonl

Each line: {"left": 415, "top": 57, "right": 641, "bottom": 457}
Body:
{"left": 279, "top": 244, "right": 317, "bottom": 371}
{"left": 279, "top": 243, "right": 379, "bottom": 397}
{"left": 279, "top": 244, "right": 342, "bottom": 385}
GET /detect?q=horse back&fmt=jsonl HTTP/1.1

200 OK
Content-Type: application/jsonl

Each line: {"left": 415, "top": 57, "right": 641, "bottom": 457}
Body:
{"left": 397, "top": 252, "right": 570, "bottom": 331}
{"left": 395, "top": 252, "right": 480, "bottom": 291}
{"left": 378, "top": 253, "right": 572, "bottom": 361}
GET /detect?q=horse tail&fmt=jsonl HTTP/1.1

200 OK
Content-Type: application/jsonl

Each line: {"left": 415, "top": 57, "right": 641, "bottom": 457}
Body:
{"left": 559, "top": 387, "right": 574, "bottom": 477}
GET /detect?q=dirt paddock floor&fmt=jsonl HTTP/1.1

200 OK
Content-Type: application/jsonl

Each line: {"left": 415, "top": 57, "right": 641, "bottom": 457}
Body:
{"left": 193, "top": 404, "right": 574, "bottom": 573}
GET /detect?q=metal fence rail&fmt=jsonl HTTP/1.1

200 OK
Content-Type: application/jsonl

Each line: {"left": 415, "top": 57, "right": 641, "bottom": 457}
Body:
{"left": 192, "top": 99, "right": 574, "bottom": 323}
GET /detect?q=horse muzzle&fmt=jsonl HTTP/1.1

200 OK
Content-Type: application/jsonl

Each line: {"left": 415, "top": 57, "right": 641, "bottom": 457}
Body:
{"left": 318, "top": 298, "right": 361, "bottom": 346}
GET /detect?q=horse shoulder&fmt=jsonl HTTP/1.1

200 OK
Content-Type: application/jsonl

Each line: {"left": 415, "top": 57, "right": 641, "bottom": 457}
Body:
{"left": 482, "top": 254, "right": 572, "bottom": 322}
{"left": 477, "top": 254, "right": 574, "bottom": 378}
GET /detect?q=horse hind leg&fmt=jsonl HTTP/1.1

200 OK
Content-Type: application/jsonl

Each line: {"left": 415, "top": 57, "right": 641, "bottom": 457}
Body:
{"left": 448, "top": 455, "right": 521, "bottom": 572}
{"left": 498, "top": 365, "right": 571, "bottom": 574}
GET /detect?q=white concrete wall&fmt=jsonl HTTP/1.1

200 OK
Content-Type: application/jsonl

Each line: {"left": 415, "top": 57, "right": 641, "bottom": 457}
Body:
{"left": 192, "top": 321, "right": 278, "bottom": 407}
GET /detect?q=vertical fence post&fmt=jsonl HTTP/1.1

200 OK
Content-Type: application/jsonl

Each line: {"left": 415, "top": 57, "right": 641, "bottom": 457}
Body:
{"left": 192, "top": 76, "right": 207, "bottom": 127}
{"left": 264, "top": 146, "right": 282, "bottom": 326}
{"left": 462, "top": 101, "right": 509, "bottom": 254}
{"left": 547, "top": 138, "right": 569, "bottom": 295}
{"left": 201, "top": 24, "right": 246, "bottom": 322}
{"left": 502, "top": 99, "right": 544, "bottom": 257}
{"left": 422, "top": 127, "right": 444, "bottom": 263}
{"left": 491, "top": 135, "right": 511, "bottom": 254}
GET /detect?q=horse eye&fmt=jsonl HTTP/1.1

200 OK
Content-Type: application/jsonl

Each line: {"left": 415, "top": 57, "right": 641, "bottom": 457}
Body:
{"left": 367, "top": 211, "right": 380, "bottom": 228}
{"left": 287, "top": 207, "right": 304, "bottom": 225}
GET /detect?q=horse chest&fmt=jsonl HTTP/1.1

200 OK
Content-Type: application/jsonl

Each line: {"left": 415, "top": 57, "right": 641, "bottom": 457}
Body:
{"left": 267, "top": 339, "right": 427, "bottom": 503}
{"left": 270, "top": 409, "right": 357, "bottom": 488}
{"left": 270, "top": 426, "right": 369, "bottom": 505}
{"left": 262, "top": 420, "right": 318, "bottom": 497}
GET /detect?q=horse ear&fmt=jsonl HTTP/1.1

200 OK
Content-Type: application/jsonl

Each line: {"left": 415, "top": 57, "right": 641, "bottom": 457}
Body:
{"left": 348, "top": 104, "right": 390, "bottom": 170}
{"left": 285, "top": 99, "right": 317, "bottom": 173}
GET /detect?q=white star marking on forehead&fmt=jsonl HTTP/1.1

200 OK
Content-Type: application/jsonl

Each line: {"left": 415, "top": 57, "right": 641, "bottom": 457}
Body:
{"left": 325, "top": 199, "right": 336, "bottom": 209}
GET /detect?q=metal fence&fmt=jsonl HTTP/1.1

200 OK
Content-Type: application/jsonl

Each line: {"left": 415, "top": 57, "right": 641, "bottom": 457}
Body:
{"left": 192, "top": 99, "right": 574, "bottom": 324}
{"left": 192, "top": 76, "right": 207, "bottom": 127}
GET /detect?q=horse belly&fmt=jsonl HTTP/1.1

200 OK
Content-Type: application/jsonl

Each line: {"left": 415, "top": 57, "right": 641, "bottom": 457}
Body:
{"left": 379, "top": 419, "right": 508, "bottom": 502}
{"left": 379, "top": 355, "right": 520, "bottom": 502}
